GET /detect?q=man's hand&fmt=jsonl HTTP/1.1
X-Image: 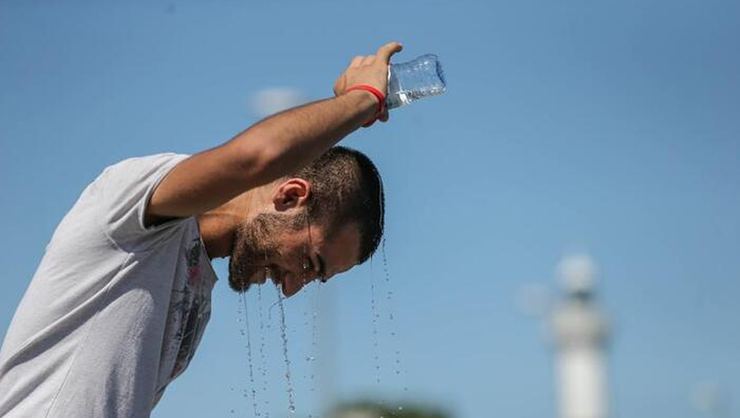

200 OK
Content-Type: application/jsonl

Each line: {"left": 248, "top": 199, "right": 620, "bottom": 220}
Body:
{"left": 333, "top": 42, "right": 403, "bottom": 123}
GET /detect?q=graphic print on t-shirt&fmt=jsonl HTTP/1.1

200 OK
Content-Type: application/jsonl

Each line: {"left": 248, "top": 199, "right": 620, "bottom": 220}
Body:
{"left": 170, "top": 238, "right": 211, "bottom": 379}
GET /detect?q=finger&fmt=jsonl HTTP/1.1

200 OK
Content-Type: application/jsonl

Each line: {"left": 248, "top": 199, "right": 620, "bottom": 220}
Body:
{"left": 376, "top": 41, "right": 403, "bottom": 63}
{"left": 350, "top": 56, "right": 363, "bottom": 68}
{"left": 378, "top": 110, "right": 389, "bottom": 123}
{"left": 360, "top": 56, "right": 375, "bottom": 65}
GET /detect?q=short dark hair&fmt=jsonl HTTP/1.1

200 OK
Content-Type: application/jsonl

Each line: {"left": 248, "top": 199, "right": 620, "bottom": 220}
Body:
{"left": 291, "top": 146, "right": 384, "bottom": 264}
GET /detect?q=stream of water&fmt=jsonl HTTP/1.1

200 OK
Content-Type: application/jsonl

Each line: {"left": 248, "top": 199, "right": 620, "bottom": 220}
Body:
{"left": 238, "top": 293, "right": 261, "bottom": 417}
{"left": 274, "top": 284, "right": 296, "bottom": 414}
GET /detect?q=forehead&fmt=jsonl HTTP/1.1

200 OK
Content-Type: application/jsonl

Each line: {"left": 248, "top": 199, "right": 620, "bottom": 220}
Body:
{"left": 314, "top": 222, "right": 361, "bottom": 276}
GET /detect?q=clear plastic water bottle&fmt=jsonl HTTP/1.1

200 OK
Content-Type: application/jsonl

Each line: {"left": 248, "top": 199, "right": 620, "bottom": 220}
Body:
{"left": 386, "top": 54, "right": 446, "bottom": 110}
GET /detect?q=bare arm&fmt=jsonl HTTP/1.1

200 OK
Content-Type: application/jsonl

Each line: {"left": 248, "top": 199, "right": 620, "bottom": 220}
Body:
{"left": 146, "top": 42, "right": 402, "bottom": 224}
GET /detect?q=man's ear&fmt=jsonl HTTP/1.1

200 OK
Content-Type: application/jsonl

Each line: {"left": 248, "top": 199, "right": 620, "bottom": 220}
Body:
{"left": 272, "top": 178, "right": 311, "bottom": 212}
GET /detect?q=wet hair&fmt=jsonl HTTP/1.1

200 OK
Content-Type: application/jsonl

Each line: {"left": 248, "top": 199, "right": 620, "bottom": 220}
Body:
{"left": 291, "top": 146, "right": 384, "bottom": 264}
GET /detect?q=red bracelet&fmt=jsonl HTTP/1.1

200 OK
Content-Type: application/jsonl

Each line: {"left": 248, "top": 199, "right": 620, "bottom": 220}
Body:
{"left": 345, "top": 84, "right": 386, "bottom": 127}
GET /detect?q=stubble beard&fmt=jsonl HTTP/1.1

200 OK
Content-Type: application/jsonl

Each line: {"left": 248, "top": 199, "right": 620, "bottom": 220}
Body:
{"left": 228, "top": 213, "right": 280, "bottom": 293}
{"left": 227, "top": 211, "right": 308, "bottom": 293}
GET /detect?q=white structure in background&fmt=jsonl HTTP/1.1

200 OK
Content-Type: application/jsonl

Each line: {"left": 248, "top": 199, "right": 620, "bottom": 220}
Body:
{"left": 551, "top": 255, "right": 610, "bottom": 418}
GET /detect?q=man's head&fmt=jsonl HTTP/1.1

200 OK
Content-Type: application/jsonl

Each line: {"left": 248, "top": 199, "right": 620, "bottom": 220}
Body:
{"left": 228, "top": 146, "right": 384, "bottom": 297}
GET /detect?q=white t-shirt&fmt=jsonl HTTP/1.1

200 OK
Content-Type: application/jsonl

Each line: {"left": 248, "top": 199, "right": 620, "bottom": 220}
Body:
{"left": 0, "top": 154, "right": 218, "bottom": 417}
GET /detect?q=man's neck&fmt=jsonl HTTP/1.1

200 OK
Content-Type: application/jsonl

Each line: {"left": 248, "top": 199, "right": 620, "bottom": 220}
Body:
{"left": 197, "top": 211, "right": 237, "bottom": 259}
{"left": 197, "top": 191, "right": 265, "bottom": 259}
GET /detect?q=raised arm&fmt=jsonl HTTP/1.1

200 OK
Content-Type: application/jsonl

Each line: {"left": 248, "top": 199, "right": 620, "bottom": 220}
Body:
{"left": 145, "top": 42, "right": 402, "bottom": 225}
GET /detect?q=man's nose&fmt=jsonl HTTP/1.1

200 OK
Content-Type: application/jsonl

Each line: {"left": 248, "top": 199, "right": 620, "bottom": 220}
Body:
{"left": 301, "top": 269, "right": 320, "bottom": 284}
{"left": 285, "top": 283, "right": 304, "bottom": 298}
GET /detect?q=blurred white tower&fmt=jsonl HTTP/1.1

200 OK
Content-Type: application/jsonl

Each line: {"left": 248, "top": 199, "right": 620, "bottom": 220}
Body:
{"left": 551, "top": 255, "right": 610, "bottom": 418}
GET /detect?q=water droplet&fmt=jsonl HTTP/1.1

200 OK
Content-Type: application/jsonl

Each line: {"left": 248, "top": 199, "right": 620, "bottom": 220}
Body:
{"left": 369, "top": 274, "right": 381, "bottom": 385}
{"left": 238, "top": 293, "right": 261, "bottom": 417}
{"left": 275, "top": 285, "right": 296, "bottom": 413}
{"left": 381, "top": 239, "right": 406, "bottom": 392}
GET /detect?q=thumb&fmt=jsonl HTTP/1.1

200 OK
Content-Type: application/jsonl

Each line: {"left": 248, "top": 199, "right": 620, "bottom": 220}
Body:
{"left": 376, "top": 41, "right": 403, "bottom": 64}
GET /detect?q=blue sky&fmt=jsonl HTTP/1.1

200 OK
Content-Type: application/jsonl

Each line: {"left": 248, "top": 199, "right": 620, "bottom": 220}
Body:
{"left": 1, "top": 1, "right": 739, "bottom": 417}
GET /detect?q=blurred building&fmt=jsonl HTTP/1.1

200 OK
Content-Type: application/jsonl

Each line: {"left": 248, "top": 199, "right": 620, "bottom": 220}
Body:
{"left": 551, "top": 255, "right": 611, "bottom": 418}
{"left": 331, "top": 401, "right": 450, "bottom": 418}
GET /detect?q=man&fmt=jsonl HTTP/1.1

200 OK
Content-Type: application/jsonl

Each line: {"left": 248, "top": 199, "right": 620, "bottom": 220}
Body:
{"left": 0, "top": 41, "right": 403, "bottom": 417}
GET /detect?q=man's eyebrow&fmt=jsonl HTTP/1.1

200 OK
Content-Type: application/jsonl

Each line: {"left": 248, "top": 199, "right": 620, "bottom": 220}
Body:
{"left": 316, "top": 253, "right": 326, "bottom": 278}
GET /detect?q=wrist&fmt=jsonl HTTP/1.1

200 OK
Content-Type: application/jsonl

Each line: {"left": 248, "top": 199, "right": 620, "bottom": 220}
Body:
{"left": 344, "top": 84, "right": 386, "bottom": 127}
{"left": 345, "top": 88, "right": 379, "bottom": 111}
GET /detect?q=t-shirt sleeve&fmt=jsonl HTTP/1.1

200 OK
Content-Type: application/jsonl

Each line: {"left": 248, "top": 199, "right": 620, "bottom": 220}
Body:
{"left": 96, "top": 153, "right": 191, "bottom": 250}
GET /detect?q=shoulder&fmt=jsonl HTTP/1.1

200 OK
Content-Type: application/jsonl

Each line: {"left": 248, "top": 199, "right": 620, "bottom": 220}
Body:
{"left": 103, "top": 153, "right": 190, "bottom": 177}
{"left": 95, "top": 153, "right": 191, "bottom": 249}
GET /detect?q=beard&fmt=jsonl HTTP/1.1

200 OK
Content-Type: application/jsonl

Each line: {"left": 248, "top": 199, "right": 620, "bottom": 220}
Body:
{"left": 227, "top": 211, "right": 306, "bottom": 293}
